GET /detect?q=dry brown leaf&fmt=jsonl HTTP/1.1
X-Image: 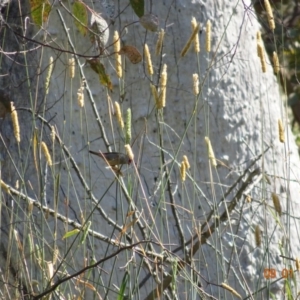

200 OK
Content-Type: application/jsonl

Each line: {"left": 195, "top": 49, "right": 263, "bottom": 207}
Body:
{"left": 119, "top": 45, "right": 142, "bottom": 64}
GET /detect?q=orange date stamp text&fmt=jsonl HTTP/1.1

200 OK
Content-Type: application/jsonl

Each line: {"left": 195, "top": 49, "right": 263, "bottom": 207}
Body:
{"left": 263, "top": 268, "right": 294, "bottom": 279}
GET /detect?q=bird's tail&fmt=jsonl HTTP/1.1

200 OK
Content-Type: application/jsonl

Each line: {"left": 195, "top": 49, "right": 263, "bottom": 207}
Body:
{"left": 89, "top": 150, "right": 104, "bottom": 158}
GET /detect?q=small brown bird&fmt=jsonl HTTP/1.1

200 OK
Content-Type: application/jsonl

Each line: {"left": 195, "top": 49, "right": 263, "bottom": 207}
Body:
{"left": 89, "top": 151, "right": 132, "bottom": 166}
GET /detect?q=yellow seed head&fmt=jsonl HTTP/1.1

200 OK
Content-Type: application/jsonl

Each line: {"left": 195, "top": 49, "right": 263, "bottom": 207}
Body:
{"left": 204, "top": 136, "right": 217, "bottom": 167}
{"left": 113, "top": 31, "right": 122, "bottom": 78}
{"left": 125, "top": 108, "right": 132, "bottom": 145}
{"left": 264, "top": 0, "right": 275, "bottom": 30}
{"left": 11, "top": 102, "right": 20, "bottom": 143}
{"left": 256, "top": 31, "right": 262, "bottom": 57}
{"left": 27, "top": 200, "right": 33, "bottom": 215}
{"left": 257, "top": 43, "right": 267, "bottom": 73}
{"left": 125, "top": 108, "right": 131, "bottom": 144}
{"left": 205, "top": 20, "right": 211, "bottom": 52}
{"left": 77, "top": 86, "right": 84, "bottom": 108}
{"left": 150, "top": 84, "right": 159, "bottom": 107}
{"left": 124, "top": 144, "right": 134, "bottom": 161}
{"left": 278, "top": 119, "right": 284, "bottom": 143}
{"left": 261, "top": 58, "right": 267, "bottom": 73}
{"left": 255, "top": 225, "right": 261, "bottom": 247}
{"left": 0, "top": 180, "right": 11, "bottom": 194}
{"left": 257, "top": 42, "right": 262, "bottom": 58}
{"left": 191, "top": 17, "right": 200, "bottom": 53}
{"left": 113, "top": 30, "right": 121, "bottom": 53}
{"left": 41, "top": 141, "right": 52, "bottom": 166}
{"left": 155, "top": 29, "right": 165, "bottom": 56}
{"left": 50, "top": 125, "right": 56, "bottom": 144}
{"left": 47, "top": 261, "right": 54, "bottom": 279}
{"left": 158, "top": 64, "right": 167, "bottom": 109}
{"left": 53, "top": 247, "right": 59, "bottom": 265}
{"left": 144, "top": 44, "right": 153, "bottom": 75}
{"left": 181, "top": 21, "right": 200, "bottom": 57}
{"left": 183, "top": 155, "right": 190, "bottom": 169}
{"left": 221, "top": 283, "right": 242, "bottom": 299}
{"left": 273, "top": 51, "right": 279, "bottom": 74}
{"left": 272, "top": 192, "right": 282, "bottom": 216}
{"left": 257, "top": 31, "right": 262, "bottom": 41}
{"left": 68, "top": 57, "right": 75, "bottom": 78}
{"left": 160, "top": 64, "right": 167, "bottom": 86}
{"left": 116, "top": 56, "right": 122, "bottom": 78}
{"left": 114, "top": 101, "right": 124, "bottom": 129}
{"left": 295, "top": 257, "right": 300, "bottom": 271}
{"left": 45, "top": 56, "right": 54, "bottom": 95}
{"left": 193, "top": 73, "right": 199, "bottom": 95}
{"left": 246, "top": 195, "right": 252, "bottom": 203}
{"left": 180, "top": 161, "right": 186, "bottom": 182}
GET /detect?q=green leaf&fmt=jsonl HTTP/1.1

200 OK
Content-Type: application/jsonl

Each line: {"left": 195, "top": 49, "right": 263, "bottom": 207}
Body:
{"left": 72, "top": 1, "right": 88, "bottom": 36}
{"left": 62, "top": 229, "right": 80, "bottom": 239}
{"left": 98, "top": 63, "right": 113, "bottom": 92}
{"left": 29, "top": 0, "right": 51, "bottom": 26}
{"left": 79, "top": 221, "right": 91, "bottom": 244}
{"left": 129, "top": 0, "right": 144, "bottom": 18}
{"left": 117, "top": 271, "right": 129, "bottom": 300}
{"left": 86, "top": 58, "right": 113, "bottom": 91}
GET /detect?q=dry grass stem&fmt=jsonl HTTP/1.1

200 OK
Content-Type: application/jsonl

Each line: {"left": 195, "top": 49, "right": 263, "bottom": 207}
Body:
{"left": 221, "top": 283, "right": 242, "bottom": 299}
{"left": 180, "top": 21, "right": 200, "bottom": 57}
{"left": 206, "top": 20, "right": 211, "bottom": 52}
{"left": 0, "top": 180, "right": 10, "bottom": 194}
